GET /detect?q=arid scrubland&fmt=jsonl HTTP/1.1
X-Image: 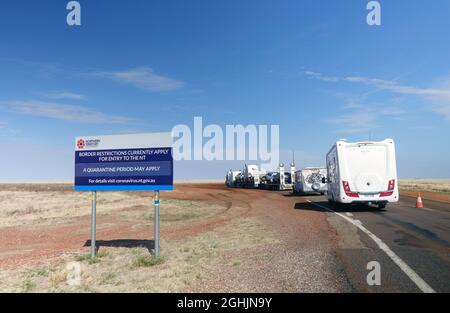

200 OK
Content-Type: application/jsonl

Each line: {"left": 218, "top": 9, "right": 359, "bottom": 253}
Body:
{"left": 0, "top": 183, "right": 276, "bottom": 292}
{"left": 399, "top": 179, "right": 450, "bottom": 194}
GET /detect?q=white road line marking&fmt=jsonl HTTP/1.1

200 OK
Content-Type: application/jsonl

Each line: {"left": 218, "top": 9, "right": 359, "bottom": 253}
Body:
{"left": 308, "top": 200, "right": 436, "bottom": 293}
{"left": 345, "top": 212, "right": 353, "bottom": 217}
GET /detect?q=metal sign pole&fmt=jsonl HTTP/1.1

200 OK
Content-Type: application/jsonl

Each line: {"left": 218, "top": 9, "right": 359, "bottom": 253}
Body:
{"left": 91, "top": 191, "right": 97, "bottom": 258}
{"left": 154, "top": 190, "right": 160, "bottom": 256}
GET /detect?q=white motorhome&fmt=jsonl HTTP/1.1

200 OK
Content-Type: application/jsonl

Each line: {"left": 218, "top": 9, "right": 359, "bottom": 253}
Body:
{"left": 225, "top": 170, "right": 242, "bottom": 187}
{"left": 293, "top": 167, "right": 327, "bottom": 195}
{"left": 326, "top": 139, "right": 398, "bottom": 209}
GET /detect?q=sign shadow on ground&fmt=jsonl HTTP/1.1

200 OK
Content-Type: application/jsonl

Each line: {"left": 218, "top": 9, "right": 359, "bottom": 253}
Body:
{"left": 84, "top": 239, "right": 155, "bottom": 254}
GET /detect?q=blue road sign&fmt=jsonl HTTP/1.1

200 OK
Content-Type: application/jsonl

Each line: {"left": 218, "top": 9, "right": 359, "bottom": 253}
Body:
{"left": 74, "top": 132, "right": 173, "bottom": 191}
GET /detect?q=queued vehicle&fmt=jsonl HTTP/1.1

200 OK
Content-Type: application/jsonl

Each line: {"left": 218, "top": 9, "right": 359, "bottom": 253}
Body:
{"left": 326, "top": 139, "right": 399, "bottom": 209}
{"left": 293, "top": 167, "right": 328, "bottom": 195}
{"left": 225, "top": 170, "right": 242, "bottom": 187}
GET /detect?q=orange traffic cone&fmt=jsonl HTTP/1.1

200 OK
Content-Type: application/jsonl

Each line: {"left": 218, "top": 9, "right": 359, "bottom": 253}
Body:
{"left": 416, "top": 193, "right": 424, "bottom": 209}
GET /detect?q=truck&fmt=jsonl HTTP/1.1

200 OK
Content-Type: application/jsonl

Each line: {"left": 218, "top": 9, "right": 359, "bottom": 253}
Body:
{"left": 260, "top": 163, "right": 295, "bottom": 190}
{"left": 293, "top": 167, "right": 327, "bottom": 195}
{"left": 279, "top": 162, "right": 295, "bottom": 191}
{"left": 234, "top": 172, "right": 244, "bottom": 187}
{"left": 242, "top": 164, "right": 265, "bottom": 188}
{"left": 225, "top": 170, "right": 242, "bottom": 187}
{"left": 326, "top": 139, "right": 399, "bottom": 209}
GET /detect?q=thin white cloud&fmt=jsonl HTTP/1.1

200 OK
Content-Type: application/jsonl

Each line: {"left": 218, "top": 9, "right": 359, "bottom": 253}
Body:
{"left": 44, "top": 91, "right": 87, "bottom": 100}
{"left": 305, "top": 70, "right": 450, "bottom": 120}
{"left": 1, "top": 59, "right": 187, "bottom": 93}
{"left": 304, "top": 70, "right": 450, "bottom": 97}
{"left": 324, "top": 106, "right": 406, "bottom": 134}
{"left": 356, "top": 78, "right": 450, "bottom": 121}
{"left": 3, "top": 57, "right": 198, "bottom": 97}
{"left": 5, "top": 100, "right": 133, "bottom": 124}
{"left": 304, "top": 71, "right": 339, "bottom": 82}
{"left": 95, "top": 67, "right": 184, "bottom": 92}
{"left": 343, "top": 76, "right": 450, "bottom": 97}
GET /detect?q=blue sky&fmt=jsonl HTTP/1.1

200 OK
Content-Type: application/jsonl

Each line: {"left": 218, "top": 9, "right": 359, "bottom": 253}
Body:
{"left": 0, "top": 0, "right": 449, "bottom": 180}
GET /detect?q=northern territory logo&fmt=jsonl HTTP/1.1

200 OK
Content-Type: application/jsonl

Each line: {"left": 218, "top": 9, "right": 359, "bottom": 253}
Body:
{"left": 77, "top": 138, "right": 100, "bottom": 149}
{"left": 77, "top": 139, "right": 85, "bottom": 149}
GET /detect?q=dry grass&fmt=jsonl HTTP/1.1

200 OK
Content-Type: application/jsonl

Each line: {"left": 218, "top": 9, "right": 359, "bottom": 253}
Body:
{"left": 0, "top": 217, "right": 277, "bottom": 292}
{"left": 0, "top": 189, "right": 150, "bottom": 227}
{"left": 118, "top": 199, "right": 228, "bottom": 224}
{"left": 0, "top": 183, "right": 278, "bottom": 292}
{"left": 399, "top": 179, "right": 450, "bottom": 194}
{"left": 0, "top": 183, "right": 229, "bottom": 227}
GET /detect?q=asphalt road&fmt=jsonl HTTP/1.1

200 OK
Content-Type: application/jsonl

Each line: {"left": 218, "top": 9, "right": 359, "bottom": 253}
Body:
{"left": 296, "top": 193, "right": 450, "bottom": 292}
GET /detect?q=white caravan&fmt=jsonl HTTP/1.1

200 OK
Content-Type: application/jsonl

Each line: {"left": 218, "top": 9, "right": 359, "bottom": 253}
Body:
{"left": 326, "top": 139, "right": 398, "bottom": 209}
{"left": 225, "top": 170, "right": 242, "bottom": 187}
{"left": 293, "top": 167, "right": 327, "bottom": 195}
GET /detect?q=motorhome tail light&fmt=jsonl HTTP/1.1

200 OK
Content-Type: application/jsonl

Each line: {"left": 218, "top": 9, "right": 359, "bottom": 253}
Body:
{"left": 389, "top": 179, "right": 395, "bottom": 190}
{"left": 342, "top": 181, "right": 359, "bottom": 198}
{"left": 380, "top": 179, "right": 396, "bottom": 197}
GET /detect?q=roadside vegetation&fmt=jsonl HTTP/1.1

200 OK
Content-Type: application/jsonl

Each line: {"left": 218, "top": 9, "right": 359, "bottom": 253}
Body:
{"left": 1, "top": 217, "right": 275, "bottom": 292}
{"left": 399, "top": 179, "right": 450, "bottom": 194}
{"left": 0, "top": 186, "right": 150, "bottom": 227}
{"left": 0, "top": 184, "right": 277, "bottom": 292}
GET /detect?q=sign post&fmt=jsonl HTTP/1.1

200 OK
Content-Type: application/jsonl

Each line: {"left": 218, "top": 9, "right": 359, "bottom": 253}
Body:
{"left": 154, "top": 190, "right": 160, "bottom": 256}
{"left": 74, "top": 132, "right": 173, "bottom": 258}
{"left": 91, "top": 191, "right": 97, "bottom": 258}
